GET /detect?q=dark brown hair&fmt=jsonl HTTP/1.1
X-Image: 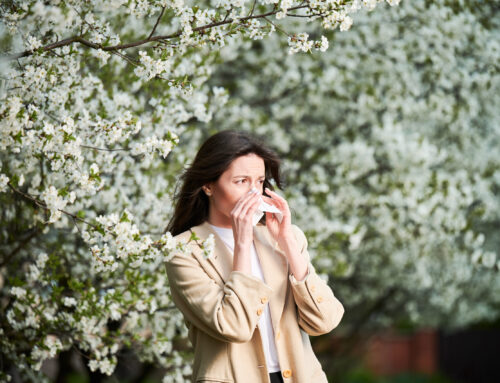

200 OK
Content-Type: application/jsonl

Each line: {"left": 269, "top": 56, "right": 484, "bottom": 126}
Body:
{"left": 166, "top": 130, "right": 283, "bottom": 236}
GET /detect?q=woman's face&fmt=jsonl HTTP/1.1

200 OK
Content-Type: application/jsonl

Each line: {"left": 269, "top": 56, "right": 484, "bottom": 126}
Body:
{"left": 203, "top": 153, "right": 266, "bottom": 227}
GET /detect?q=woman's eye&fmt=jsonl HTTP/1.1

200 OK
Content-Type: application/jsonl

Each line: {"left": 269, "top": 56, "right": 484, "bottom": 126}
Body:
{"left": 235, "top": 179, "right": 264, "bottom": 184}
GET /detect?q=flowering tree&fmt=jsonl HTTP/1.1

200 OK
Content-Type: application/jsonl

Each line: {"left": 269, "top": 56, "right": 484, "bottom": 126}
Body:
{"left": 0, "top": 0, "right": 402, "bottom": 381}
{"left": 207, "top": 0, "right": 500, "bottom": 341}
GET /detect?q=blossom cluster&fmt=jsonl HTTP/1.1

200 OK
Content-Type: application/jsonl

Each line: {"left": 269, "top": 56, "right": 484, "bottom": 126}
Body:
{"left": 288, "top": 33, "right": 329, "bottom": 54}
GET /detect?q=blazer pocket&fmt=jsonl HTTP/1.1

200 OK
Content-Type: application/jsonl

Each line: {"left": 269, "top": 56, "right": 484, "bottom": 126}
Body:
{"left": 193, "top": 338, "right": 233, "bottom": 382}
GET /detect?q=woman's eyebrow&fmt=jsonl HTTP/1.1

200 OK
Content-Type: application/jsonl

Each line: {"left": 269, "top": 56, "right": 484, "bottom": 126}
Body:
{"left": 232, "top": 175, "right": 266, "bottom": 179}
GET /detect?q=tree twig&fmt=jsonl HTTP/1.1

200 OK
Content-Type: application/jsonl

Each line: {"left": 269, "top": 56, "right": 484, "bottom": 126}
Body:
{"left": 263, "top": 16, "right": 290, "bottom": 37}
{"left": 249, "top": 0, "right": 257, "bottom": 17}
{"left": 148, "top": 6, "right": 166, "bottom": 40}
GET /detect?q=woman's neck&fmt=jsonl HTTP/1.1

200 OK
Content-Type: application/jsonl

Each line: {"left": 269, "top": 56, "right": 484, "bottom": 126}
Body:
{"left": 206, "top": 211, "right": 232, "bottom": 228}
{"left": 207, "top": 220, "right": 232, "bottom": 229}
{"left": 209, "top": 223, "right": 233, "bottom": 232}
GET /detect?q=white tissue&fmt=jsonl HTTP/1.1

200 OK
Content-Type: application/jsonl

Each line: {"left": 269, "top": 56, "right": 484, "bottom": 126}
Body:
{"left": 253, "top": 198, "right": 283, "bottom": 226}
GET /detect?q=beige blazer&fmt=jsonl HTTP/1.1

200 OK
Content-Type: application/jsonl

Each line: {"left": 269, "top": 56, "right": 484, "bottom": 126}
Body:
{"left": 165, "top": 221, "right": 345, "bottom": 383}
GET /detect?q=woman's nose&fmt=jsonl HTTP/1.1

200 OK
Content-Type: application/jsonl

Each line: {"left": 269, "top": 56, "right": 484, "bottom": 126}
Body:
{"left": 249, "top": 185, "right": 261, "bottom": 194}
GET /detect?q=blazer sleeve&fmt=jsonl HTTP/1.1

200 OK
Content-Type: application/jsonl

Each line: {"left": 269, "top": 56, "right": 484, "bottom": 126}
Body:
{"left": 165, "top": 249, "right": 273, "bottom": 343}
{"left": 288, "top": 224, "right": 345, "bottom": 336}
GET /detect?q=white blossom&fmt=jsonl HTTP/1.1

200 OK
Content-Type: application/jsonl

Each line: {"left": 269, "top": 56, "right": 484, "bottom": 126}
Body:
{"left": 202, "top": 233, "right": 215, "bottom": 259}
{"left": 109, "top": 303, "right": 121, "bottom": 320}
{"left": 482, "top": 252, "right": 497, "bottom": 268}
{"left": 94, "top": 49, "right": 111, "bottom": 66}
{"left": 288, "top": 33, "right": 313, "bottom": 54}
{"left": 41, "top": 186, "right": 68, "bottom": 223}
{"left": 315, "top": 36, "right": 329, "bottom": 52}
{"left": 63, "top": 297, "right": 77, "bottom": 307}
{"left": 25, "top": 35, "right": 42, "bottom": 51}
{"left": 340, "top": 15, "right": 353, "bottom": 31}
{"left": 10, "top": 286, "right": 27, "bottom": 299}
{"left": 0, "top": 174, "right": 9, "bottom": 192}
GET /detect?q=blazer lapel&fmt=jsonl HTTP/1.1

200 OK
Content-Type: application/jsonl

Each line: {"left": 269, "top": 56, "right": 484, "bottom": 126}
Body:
{"left": 189, "top": 221, "right": 234, "bottom": 284}
{"left": 253, "top": 224, "right": 289, "bottom": 334}
{"left": 189, "top": 221, "right": 289, "bottom": 334}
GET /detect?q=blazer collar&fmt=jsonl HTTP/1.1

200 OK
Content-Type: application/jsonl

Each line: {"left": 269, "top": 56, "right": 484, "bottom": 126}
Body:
{"left": 189, "top": 220, "right": 289, "bottom": 333}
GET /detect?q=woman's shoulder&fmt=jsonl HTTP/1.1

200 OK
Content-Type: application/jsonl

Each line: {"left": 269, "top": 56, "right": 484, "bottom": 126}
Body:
{"left": 290, "top": 223, "right": 306, "bottom": 238}
{"left": 172, "top": 228, "right": 193, "bottom": 242}
{"left": 172, "top": 221, "right": 212, "bottom": 245}
{"left": 289, "top": 224, "right": 308, "bottom": 248}
{"left": 167, "top": 224, "right": 209, "bottom": 262}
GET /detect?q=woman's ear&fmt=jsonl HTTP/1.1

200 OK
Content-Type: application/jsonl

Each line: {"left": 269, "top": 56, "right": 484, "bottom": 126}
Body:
{"left": 202, "top": 184, "right": 212, "bottom": 196}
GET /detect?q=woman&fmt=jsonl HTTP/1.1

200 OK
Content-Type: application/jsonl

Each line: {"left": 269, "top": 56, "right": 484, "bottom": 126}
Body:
{"left": 165, "top": 130, "right": 344, "bottom": 383}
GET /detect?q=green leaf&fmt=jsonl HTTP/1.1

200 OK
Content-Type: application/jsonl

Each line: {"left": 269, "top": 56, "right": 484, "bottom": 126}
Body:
{"left": 120, "top": 211, "right": 130, "bottom": 223}
{"left": 189, "top": 231, "right": 199, "bottom": 242}
{"left": 58, "top": 186, "right": 69, "bottom": 197}
{"left": 96, "top": 224, "right": 106, "bottom": 236}
{"left": 9, "top": 173, "right": 19, "bottom": 187}
{"left": 13, "top": 131, "right": 23, "bottom": 144}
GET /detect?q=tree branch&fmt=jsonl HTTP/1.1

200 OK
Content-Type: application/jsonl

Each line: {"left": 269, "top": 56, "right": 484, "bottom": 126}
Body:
{"left": 79, "top": 144, "right": 129, "bottom": 152}
{"left": 5, "top": 182, "right": 171, "bottom": 248}
{"left": 6, "top": 181, "right": 101, "bottom": 231}
{"left": 3, "top": 5, "right": 309, "bottom": 61}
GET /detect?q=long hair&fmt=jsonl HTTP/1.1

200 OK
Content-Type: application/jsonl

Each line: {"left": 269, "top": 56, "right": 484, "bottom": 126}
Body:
{"left": 166, "top": 130, "right": 283, "bottom": 236}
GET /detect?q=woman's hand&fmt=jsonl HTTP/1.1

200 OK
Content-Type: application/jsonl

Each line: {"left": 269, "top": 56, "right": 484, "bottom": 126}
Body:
{"left": 231, "top": 188, "right": 261, "bottom": 244}
{"left": 231, "top": 188, "right": 261, "bottom": 274}
{"left": 263, "top": 187, "right": 295, "bottom": 248}
{"left": 263, "top": 187, "right": 308, "bottom": 281}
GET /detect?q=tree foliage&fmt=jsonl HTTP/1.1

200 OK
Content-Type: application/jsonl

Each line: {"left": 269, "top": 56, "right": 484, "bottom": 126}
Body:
{"left": 1, "top": 0, "right": 499, "bottom": 381}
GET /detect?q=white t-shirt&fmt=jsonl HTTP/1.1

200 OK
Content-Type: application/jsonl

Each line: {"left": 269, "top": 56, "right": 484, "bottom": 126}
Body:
{"left": 209, "top": 224, "right": 281, "bottom": 373}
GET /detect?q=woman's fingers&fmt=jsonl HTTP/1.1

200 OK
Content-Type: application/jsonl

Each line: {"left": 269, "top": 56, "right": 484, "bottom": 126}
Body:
{"left": 231, "top": 190, "right": 260, "bottom": 221}
{"left": 265, "top": 188, "right": 284, "bottom": 201}
{"left": 231, "top": 189, "right": 255, "bottom": 215}
{"left": 264, "top": 188, "right": 288, "bottom": 210}
{"left": 240, "top": 193, "right": 262, "bottom": 220}
{"left": 231, "top": 191, "right": 261, "bottom": 246}
{"left": 262, "top": 194, "right": 278, "bottom": 207}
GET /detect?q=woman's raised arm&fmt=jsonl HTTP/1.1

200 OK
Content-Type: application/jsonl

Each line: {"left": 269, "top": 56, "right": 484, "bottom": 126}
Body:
{"left": 287, "top": 225, "right": 345, "bottom": 336}
{"left": 165, "top": 248, "right": 272, "bottom": 343}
